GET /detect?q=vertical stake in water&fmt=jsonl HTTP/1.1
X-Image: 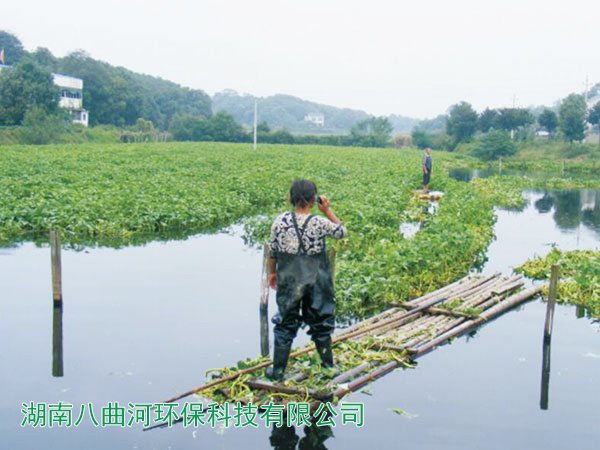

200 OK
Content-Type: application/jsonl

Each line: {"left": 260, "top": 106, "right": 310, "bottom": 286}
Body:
{"left": 253, "top": 100, "right": 257, "bottom": 150}
{"left": 50, "top": 230, "right": 64, "bottom": 377}
{"left": 259, "top": 243, "right": 270, "bottom": 357}
{"left": 540, "top": 264, "right": 559, "bottom": 410}
{"left": 543, "top": 264, "right": 559, "bottom": 341}
{"left": 50, "top": 230, "right": 62, "bottom": 303}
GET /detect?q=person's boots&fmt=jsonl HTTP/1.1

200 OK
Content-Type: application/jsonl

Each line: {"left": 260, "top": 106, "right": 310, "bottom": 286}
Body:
{"left": 315, "top": 336, "right": 339, "bottom": 378}
{"left": 316, "top": 341, "right": 334, "bottom": 368}
{"left": 265, "top": 345, "right": 291, "bottom": 382}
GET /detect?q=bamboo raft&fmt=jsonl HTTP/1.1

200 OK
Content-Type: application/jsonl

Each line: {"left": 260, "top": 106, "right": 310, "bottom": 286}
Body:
{"left": 412, "top": 189, "right": 444, "bottom": 201}
{"left": 162, "top": 273, "right": 542, "bottom": 410}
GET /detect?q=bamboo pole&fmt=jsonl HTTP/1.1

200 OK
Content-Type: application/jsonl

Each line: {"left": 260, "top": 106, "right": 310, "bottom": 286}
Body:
{"left": 259, "top": 244, "right": 270, "bottom": 357}
{"left": 50, "top": 231, "right": 62, "bottom": 303}
{"left": 411, "top": 285, "right": 542, "bottom": 356}
{"left": 246, "top": 379, "right": 332, "bottom": 402}
{"left": 329, "top": 362, "right": 373, "bottom": 385}
{"left": 327, "top": 284, "right": 542, "bottom": 399}
{"left": 543, "top": 265, "right": 560, "bottom": 342}
{"left": 345, "top": 275, "right": 489, "bottom": 339}
{"left": 160, "top": 294, "right": 449, "bottom": 404}
{"left": 332, "top": 360, "right": 400, "bottom": 398}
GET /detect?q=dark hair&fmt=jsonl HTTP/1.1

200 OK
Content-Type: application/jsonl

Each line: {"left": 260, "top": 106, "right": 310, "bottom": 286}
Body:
{"left": 290, "top": 179, "right": 317, "bottom": 207}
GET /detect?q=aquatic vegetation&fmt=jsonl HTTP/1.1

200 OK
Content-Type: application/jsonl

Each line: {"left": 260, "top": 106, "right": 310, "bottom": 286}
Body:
{"left": 471, "top": 176, "right": 526, "bottom": 209}
{"left": 516, "top": 248, "right": 600, "bottom": 319}
{"left": 1, "top": 142, "right": 498, "bottom": 321}
{"left": 201, "top": 338, "right": 415, "bottom": 405}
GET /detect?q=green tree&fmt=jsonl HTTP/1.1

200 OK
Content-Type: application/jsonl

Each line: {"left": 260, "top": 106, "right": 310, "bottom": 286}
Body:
{"left": 474, "top": 130, "right": 516, "bottom": 161}
{"left": 411, "top": 128, "right": 432, "bottom": 149}
{"left": 588, "top": 102, "right": 600, "bottom": 129}
{"left": 446, "top": 102, "right": 478, "bottom": 147}
{"left": 538, "top": 108, "right": 558, "bottom": 136}
{"left": 478, "top": 108, "right": 498, "bottom": 132}
{"left": 0, "top": 58, "right": 59, "bottom": 125}
{"left": 0, "top": 31, "right": 26, "bottom": 65}
{"left": 206, "top": 111, "right": 247, "bottom": 142}
{"left": 168, "top": 115, "right": 207, "bottom": 141}
{"left": 559, "top": 94, "right": 587, "bottom": 142}
{"left": 495, "top": 108, "right": 534, "bottom": 133}
{"left": 257, "top": 121, "right": 270, "bottom": 133}
{"left": 350, "top": 116, "right": 393, "bottom": 147}
{"left": 18, "top": 107, "right": 68, "bottom": 144}
{"left": 588, "top": 102, "right": 600, "bottom": 148}
{"left": 31, "top": 47, "right": 58, "bottom": 70}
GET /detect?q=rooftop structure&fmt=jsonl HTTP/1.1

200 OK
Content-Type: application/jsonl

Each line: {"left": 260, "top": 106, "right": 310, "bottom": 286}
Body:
{"left": 304, "top": 112, "right": 325, "bottom": 127}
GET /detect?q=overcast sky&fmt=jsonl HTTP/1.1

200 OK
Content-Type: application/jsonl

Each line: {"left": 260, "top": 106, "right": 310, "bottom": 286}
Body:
{"left": 3, "top": 0, "right": 599, "bottom": 118}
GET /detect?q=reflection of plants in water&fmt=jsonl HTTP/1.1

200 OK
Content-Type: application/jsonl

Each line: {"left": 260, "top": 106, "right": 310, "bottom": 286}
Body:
{"left": 534, "top": 194, "right": 554, "bottom": 213}
{"left": 516, "top": 248, "right": 600, "bottom": 319}
{"left": 552, "top": 191, "right": 582, "bottom": 230}
{"left": 531, "top": 190, "right": 600, "bottom": 234}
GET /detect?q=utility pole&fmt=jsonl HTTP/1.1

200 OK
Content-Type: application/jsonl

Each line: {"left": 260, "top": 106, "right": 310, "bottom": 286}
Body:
{"left": 253, "top": 100, "right": 257, "bottom": 150}
{"left": 583, "top": 76, "right": 590, "bottom": 103}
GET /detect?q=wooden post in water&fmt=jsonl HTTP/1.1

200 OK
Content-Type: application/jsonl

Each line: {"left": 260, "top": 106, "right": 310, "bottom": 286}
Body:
{"left": 540, "top": 264, "right": 559, "bottom": 409}
{"left": 259, "top": 244, "right": 270, "bottom": 357}
{"left": 52, "top": 303, "right": 64, "bottom": 377}
{"left": 561, "top": 160, "right": 565, "bottom": 177}
{"left": 543, "top": 264, "right": 560, "bottom": 342}
{"left": 50, "top": 231, "right": 62, "bottom": 303}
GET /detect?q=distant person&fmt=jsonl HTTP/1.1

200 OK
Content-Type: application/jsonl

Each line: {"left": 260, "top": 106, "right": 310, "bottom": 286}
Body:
{"left": 266, "top": 179, "right": 347, "bottom": 381}
{"left": 422, "top": 148, "right": 432, "bottom": 193}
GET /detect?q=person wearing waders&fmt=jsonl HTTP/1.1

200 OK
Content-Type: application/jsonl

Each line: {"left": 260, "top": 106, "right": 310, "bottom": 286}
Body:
{"left": 265, "top": 179, "right": 347, "bottom": 381}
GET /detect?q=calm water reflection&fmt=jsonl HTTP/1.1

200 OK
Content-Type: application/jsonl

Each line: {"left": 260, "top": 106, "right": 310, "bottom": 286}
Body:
{"left": 2, "top": 188, "right": 599, "bottom": 449}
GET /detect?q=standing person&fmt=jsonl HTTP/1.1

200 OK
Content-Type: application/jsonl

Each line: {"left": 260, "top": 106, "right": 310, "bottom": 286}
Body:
{"left": 266, "top": 179, "right": 347, "bottom": 381}
{"left": 422, "top": 147, "right": 432, "bottom": 193}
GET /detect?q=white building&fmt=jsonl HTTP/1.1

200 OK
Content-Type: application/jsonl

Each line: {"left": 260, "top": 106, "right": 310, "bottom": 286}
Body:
{"left": 0, "top": 65, "right": 89, "bottom": 126}
{"left": 304, "top": 112, "right": 325, "bottom": 127}
{"left": 52, "top": 73, "right": 89, "bottom": 127}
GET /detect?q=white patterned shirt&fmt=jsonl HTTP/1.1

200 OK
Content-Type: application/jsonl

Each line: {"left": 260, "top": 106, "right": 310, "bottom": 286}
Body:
{"left": 269, "top": 212, "right": 346, "bottom": 257}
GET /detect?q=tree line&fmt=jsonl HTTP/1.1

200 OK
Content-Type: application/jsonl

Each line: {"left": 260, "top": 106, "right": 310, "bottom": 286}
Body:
{"left": 411, "top": 95, "right": 600, "bottom": 160}
{"left": 0, "top": 31, "right": 211, "bottom": 131}
{"left": 1, "top": 29, "right": 599, "bottom": 154}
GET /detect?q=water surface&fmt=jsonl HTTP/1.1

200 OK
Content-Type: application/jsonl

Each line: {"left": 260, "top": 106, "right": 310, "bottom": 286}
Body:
{"left": 2, "top": 188, "right": 599, "bottom": 449}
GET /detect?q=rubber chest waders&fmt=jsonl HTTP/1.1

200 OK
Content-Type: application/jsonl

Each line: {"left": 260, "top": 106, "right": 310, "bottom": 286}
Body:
{"left": 269, "top": 213, "right": 336, "bottom": 379}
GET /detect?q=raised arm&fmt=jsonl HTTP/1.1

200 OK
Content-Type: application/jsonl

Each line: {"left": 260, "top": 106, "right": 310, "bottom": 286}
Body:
{"left": 317, "top": 195, "right": 347, "bottom": 238}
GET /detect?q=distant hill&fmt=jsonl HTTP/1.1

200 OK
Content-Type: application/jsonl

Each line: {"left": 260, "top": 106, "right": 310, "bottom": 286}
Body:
{"left": 213, "top": 90, "right": 372, "bottom": 134}
{"left": 0, "top": 29, "right": 445, "bottom": 134}
{"left": 212, "top": 90, "right": 427, "bottom": 135}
